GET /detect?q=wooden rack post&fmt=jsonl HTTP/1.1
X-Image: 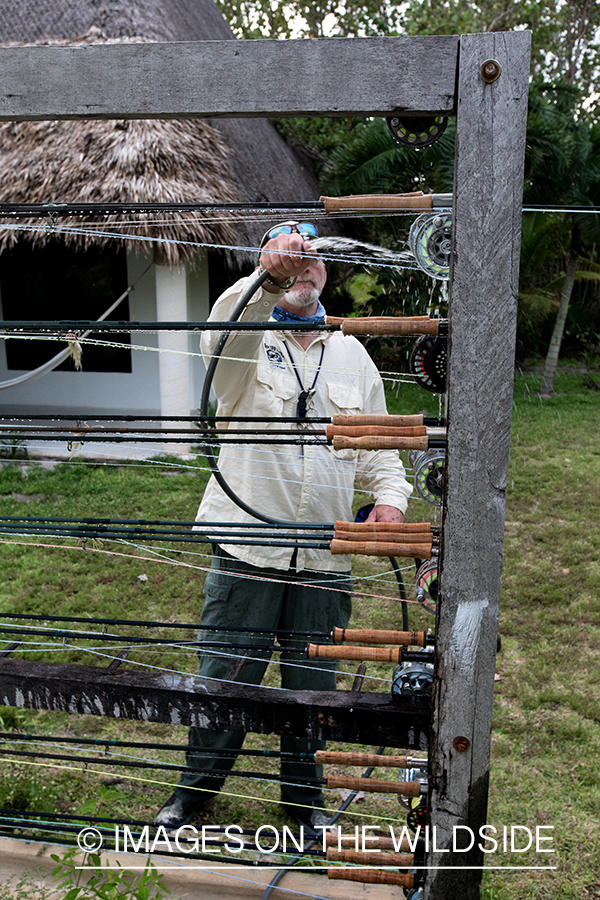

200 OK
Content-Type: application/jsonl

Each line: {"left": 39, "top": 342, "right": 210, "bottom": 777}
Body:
{"left": 427, "top": 32, "right": 530, "bottom": 900}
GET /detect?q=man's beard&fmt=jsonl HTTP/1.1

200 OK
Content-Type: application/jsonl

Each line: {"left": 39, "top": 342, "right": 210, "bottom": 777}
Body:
{"left": 283, "top": 280, "right": 320, "bottom": 309}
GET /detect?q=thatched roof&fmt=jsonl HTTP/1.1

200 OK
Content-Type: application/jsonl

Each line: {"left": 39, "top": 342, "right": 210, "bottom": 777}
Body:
{"left": 0, "top": 0, "right": 235, "bottom": 43}
{"left": 0, "top": 0, "right": 322, "bottom": 266}
{"left": 0, "top": 114, "right": 241, "bottom": 266}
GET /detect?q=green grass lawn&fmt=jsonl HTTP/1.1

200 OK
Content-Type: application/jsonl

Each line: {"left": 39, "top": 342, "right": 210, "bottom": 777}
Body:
{"left": 0, "top": 369, "right": 598, "bottom": 898}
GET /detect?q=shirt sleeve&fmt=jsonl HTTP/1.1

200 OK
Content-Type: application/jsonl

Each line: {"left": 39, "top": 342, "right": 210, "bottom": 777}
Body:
{"left": 200, "top": 274, "right": 282, "bottom": 411}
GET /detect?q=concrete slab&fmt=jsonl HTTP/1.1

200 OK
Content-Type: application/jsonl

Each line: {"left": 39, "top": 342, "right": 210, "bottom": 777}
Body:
{"left": 0, "top": 838, "right": 402, "bottom": 900}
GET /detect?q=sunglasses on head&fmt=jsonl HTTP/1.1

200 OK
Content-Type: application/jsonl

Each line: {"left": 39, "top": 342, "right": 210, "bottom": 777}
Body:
{"left": 260, "top": 222, "right": 319, "bottom": 248}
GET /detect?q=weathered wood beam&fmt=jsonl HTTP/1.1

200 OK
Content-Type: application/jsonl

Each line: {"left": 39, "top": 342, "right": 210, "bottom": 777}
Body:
{"left": 426, "top": 31, "right": 531, "bottom": 900}
{"left": 0, "top": 658, "right": 429, "bottom": 749}
{"left": 0, "top": 37, "right": 458, "bottom": 121}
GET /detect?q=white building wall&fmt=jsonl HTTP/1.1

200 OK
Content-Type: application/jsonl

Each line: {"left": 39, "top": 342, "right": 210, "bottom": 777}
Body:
{"left": 186, "top": 254, "right": 211, "bottom": 415}
{"left": 0, "top": 248, "right": 210, "bottom": 419}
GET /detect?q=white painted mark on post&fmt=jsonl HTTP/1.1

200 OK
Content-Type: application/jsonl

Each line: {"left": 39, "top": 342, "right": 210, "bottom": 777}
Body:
{"left": 450, "top": 598, "right": 489, "bottom": 674}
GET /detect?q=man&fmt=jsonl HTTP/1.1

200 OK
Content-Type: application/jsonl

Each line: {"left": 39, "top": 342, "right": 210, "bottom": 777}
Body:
{"left": 155, "top": 222, "right": 412, "bottom": 831}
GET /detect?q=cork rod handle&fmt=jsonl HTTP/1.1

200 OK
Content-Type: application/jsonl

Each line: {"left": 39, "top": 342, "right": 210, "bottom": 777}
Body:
{"left": 327, "top": 848, "right": 415, "bottom": 866}
{"left": 328, "top": 869, "right": 415, "bottom": 888}
{"left": 325, "top": 316, "right": 440, "bottom": 336}
{"left": 327, "top": 775, "right": 421, "bottom": 796}
{"left": 332, "top": 414, "right": 424, "bottom": 427}
{"left": 307, "top": 644, "right": 402, "bottom": 663}
{"left": 332, "top": 627, "right": 426, "bottom": 647}
{"left": 330, "top": 539, "right": 432, "bottom": 558}
{"left": 332, "top": 435, "right": 430, "bottom": 451}
{"left": 327, "top": 425, "right": 427, "bottom": 439}
{"left": 320, "top": 192, "right": 432, "bottom": 212}
{"left": 316, "top": 750, "right": 409, "bottom": 767}
{"left": 335, "top": 520, "right": 431, "bottom": 533}
{"left": 334, "top": 530, "right": 432, "bottom": 546}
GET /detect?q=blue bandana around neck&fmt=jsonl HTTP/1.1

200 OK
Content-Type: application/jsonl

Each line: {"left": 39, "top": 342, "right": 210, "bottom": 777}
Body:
{"left": 271, "top": 300, "right": 326, "bottom": 325}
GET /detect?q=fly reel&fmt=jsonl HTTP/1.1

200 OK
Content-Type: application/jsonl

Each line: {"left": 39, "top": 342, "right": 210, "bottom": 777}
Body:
{"left": 406, "top": 888, "right": 424, "bottom": 900}
{"left": 396, "top": 759, "right": 428, "bottom": 812}
{"left": 392, "top": 659, "right": 434, "bottom": 699}
{"left": 406, "top": 797, "right": 428, "bottom": 833}
{"left": 409, "top": 448, "right": 446, "bottom": 506}
{"left": 409, "top": 333, "right": 447, "bottom": 393}
{"left": 409, "top": 213, "right": 452, "bottom": 280}
{"left": 387, "top": 115, "right": 448, "bottom": 149}
{"left": 415, "top": 558, "right": 438, "bottom": 616}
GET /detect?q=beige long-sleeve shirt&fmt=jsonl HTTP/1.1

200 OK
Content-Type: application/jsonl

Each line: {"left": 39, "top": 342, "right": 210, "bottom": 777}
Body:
{"left": 196, "top": 276, "right": 412, "bottom": 572}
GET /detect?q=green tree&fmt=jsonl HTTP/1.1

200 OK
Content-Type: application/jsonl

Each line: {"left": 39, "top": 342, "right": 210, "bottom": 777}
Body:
{"left": 216, "top": 0, "right": 402, "bottom": 39}
{"left": 524, "top": 83, "right": 600, "bottom": 394}
{"left": 401, "top": 0, "right": 600, "bottom": 101}
{"left": 318, "top": 117, "right": 454, "bottom": 364}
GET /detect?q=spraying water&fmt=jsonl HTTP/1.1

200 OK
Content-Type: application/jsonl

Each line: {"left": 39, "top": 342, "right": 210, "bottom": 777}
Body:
{"left": 309, "top": 235, "right": 419, "bottom": 271}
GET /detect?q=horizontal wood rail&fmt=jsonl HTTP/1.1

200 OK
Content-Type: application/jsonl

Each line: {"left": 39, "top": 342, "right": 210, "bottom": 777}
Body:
{"left": 0, "top": 36, "right": 458, "bottom": 121}
{"left": 0, "top": 658, "right": 429, "bottom": 748}
{"left": 332, "top": 628, "right": 427, "bottom": 647}
{"left": 327, "top": 775, "right": 422, "bottom": 796}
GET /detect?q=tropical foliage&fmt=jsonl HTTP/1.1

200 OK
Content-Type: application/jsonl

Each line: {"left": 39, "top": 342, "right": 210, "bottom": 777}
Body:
{"left": 217, "top": 0, "right": 600, "bottom": 375}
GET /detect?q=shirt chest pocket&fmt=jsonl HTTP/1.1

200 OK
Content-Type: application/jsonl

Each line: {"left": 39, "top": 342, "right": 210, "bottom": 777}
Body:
{"left": 254, "top": 362, "right": 297, "bottom": 418}
{"left": 327, "top": 381, "right": 362, "bottom": 414}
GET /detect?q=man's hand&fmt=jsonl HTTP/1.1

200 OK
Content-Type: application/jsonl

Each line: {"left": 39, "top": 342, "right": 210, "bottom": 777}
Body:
{"left": 259, "top": 232, "right": 316, "bottom": 289}
{"left": 365, "top": 505, "right": 404, "bottom": 524}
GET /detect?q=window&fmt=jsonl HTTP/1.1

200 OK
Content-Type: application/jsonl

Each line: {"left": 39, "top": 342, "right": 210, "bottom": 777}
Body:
{"left": 0, "top": 243, "right": 131, "bottom": 372}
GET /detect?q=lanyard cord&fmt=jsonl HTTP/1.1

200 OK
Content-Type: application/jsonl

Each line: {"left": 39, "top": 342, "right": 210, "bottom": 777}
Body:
{"left": 282, "top": 340, "right": 325, "bottom": 419}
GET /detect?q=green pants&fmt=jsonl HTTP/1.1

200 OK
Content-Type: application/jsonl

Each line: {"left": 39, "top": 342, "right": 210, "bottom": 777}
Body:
{"left": 177, "top": 547, "right": 352, "bottom": 809}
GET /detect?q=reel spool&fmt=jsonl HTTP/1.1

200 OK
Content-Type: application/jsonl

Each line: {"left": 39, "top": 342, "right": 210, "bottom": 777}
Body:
{"left": 409, "top": 333, "right": 447, "bottom": 393}
{"left": 387, "top": 115, "right": 448, "bottom": 149}
{"left": 415, "top": 558, "right": 438, "bottom": 615}
{"left": 396, "top": 759, "right": 428, "bottom": 811}
{"left": 409, "top": 448, "right": 446, "bottom": 506}
{"left": 391, "top": 658, "right": 434, "bottom": 699}
{"left": 406, "top": 797, "right": 428, "bottom": 833}
{"left": 409, "top": 213, "right": 452, "bottom": 280}
{"left": 406, "top": 888, "right": 424, "bottom": 900}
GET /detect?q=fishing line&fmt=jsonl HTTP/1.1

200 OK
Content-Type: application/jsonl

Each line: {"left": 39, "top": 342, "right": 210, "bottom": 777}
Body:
{"left": 3, "top": 447, "right": 420, "bottom": 502}
{"left": 0, "top": 746, "right": 329, "bottom": 791}
{"left": 0, "top": 332, "right": 425, "bottom": 390}
{"left": 0, "top": 613, "right": 331, "bottom": 636}
{"left": 52, "top": 640, "right": 395, "bottom": 687}
{"left": 5, "top": 642, "right": 408, "bottom": 689}
{"left": 124, "top": 538, "right": 416, "bottom": 585}
{"left": 0, "top": 733, "right": 318, "bottom": 759}
{"left": 0, "top": 454, "right": 416, "bottom": 508}
{"left": 5, "top": 440, "right": 416, "bottom": 507}
{"left": 0, "top": 756, "right": 406, "bottom": 825}
{"left": 0, "top": 222, "right": 425, "bottom": 272}
{"left": 0, "top": 538, "right": 414, "bottom": 605}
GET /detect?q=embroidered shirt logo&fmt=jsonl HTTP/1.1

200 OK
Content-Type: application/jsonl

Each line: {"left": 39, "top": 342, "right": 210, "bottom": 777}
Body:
{"left": 265, "top": 344, "right": 284, "bottom": 367}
